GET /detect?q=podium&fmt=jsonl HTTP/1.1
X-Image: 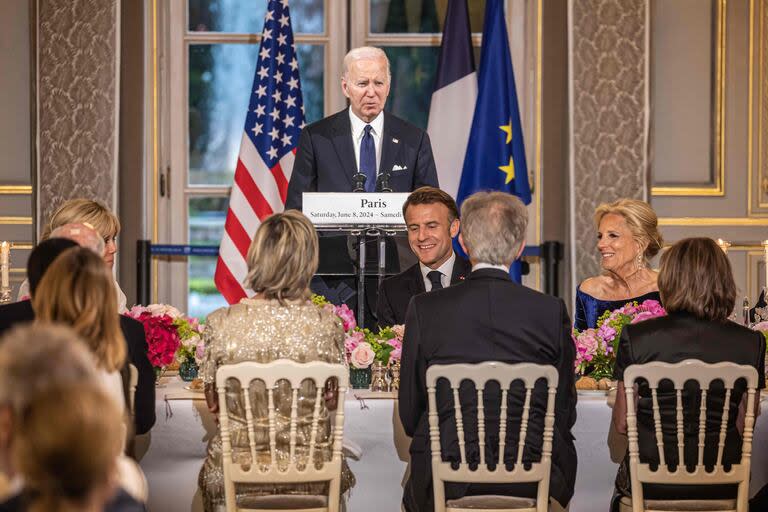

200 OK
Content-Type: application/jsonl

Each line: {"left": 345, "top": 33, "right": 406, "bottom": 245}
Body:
{"left": 304, "top": 192, "right": 408, "bottom": 327}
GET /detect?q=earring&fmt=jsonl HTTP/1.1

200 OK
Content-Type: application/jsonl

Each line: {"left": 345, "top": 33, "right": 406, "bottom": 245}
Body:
{"left": 635, "top": 252, "right": 645, "bottom": 270}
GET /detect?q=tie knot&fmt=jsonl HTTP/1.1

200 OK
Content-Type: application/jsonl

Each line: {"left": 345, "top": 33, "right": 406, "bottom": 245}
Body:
{"left": 364, "top": 124, "right": 373, "bottom": 135}
{"left": 427, "top": 270, "right": 443, "bottom": 291}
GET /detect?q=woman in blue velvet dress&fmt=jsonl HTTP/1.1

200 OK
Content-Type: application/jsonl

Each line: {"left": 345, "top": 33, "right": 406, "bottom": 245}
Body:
{"left": 575, "top": 199, "right": 663, "bottom": 331}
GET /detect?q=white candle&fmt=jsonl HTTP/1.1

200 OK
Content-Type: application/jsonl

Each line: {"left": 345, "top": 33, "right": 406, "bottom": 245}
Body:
{"left": 762, "top": 240, "right": 768, "bottom": 292}
{"left": 0, "top": 241, "right": 9, "bottom": 289}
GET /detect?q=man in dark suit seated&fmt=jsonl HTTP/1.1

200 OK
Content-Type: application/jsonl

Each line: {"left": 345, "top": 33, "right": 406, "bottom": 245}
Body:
{"left": 285, "top": 46, "right": 438, "bottom": 210}
{"left": 398, "top": 191, "right": 577, "bottom": 512}
{"left": 376, "top": 187, "right": 470, "bottom": 327}
{"left": 0, "top": 236, "right": 156, "bottom": 436}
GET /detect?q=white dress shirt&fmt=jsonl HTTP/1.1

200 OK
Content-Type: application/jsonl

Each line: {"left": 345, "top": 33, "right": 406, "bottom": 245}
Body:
{"left": 349, "top": 108, "right": 384, "bottom": 176}
{"left": 472, "top": 262, "right": 510, "bottom": 273}
{"left": 420, "top": 252, "right": 456, "bottom": 291}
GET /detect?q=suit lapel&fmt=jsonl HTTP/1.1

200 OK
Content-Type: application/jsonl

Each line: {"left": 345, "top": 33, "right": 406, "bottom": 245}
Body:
{"left": 449, "top": 255, "right": 470, "bottom": 285}
{"left": 406, "top": 263, "right": 426, "bottom": 297}
{"left": 330, "top": 111, "right": 357, "bottom": 188}
{"left": 379, "top": 112, "right": 400, "bottom": 178}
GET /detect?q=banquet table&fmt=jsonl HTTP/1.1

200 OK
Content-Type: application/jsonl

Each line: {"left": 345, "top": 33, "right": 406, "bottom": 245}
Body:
{"left": 139, "top": 379, "right": 768, "bottom": 512}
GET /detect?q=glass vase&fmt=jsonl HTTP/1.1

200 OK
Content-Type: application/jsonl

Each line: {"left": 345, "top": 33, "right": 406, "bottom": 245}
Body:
{"left": 349, "top": 367, "right": 372, "bottom": 389}
{"left": 179, "top": 357, "right": 199, "bottom": 382}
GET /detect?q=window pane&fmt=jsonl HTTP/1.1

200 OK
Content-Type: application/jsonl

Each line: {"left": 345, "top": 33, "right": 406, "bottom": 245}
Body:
{"left": 382, "top": 46, "right": 439, "bottom": 129}
{"left": 370, "top": 0, "right": 485, "bottom": 34}
{"left": 188, "top": 43, "right": 324, "bottom": 186}
{"left": 189, "top": 0, "right": 324, "bottom": 34}
{"left": 188, "top": 197, "right": 228, "bottom": 320}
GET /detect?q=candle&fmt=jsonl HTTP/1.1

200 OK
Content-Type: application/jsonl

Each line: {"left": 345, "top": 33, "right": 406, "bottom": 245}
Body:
{"left": 716, "top": 238, "right": 731, "bottom": 254}
{"left": 762, "top": 240, "right": 768, "bottom": 292}
{"left": 0, "top": 241, "right": 9, "bottom": 289}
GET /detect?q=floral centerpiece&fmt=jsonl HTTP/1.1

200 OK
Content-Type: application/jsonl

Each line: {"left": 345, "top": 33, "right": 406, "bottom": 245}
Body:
{"left": 312, "top": 294, "right": 404, "bottom": 389}
{"left": 125, "top": 304, "right": 205, "bottom": 381}
{"left": 572, "top": 299, "right": 666, "bottom": 390}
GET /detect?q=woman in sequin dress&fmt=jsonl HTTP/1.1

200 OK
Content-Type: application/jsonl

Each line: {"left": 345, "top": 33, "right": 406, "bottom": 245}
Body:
{"left": 574, "top": 199, "right": 663, "bottom": 331}
{"left": 198, "top": 210, "right": 354, "bottom": 511}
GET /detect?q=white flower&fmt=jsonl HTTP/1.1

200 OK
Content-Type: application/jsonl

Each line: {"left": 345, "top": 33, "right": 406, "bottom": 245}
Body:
{"left": 146, "top": 303, "right": 183, "bottom": 319}
{"left": 350, "top": 342, "right": 375, "bottom": 369}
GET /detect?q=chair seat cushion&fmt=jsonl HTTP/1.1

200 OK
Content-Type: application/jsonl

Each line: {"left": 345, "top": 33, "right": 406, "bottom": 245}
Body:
{"left": 619, "top": 495, "right": 737, "bottom": 511}
{"left": 237, "top": 493, "right": 328, "bottom": 510}
{"left": 445, "top": 494, "right": 537, "bottom": 509}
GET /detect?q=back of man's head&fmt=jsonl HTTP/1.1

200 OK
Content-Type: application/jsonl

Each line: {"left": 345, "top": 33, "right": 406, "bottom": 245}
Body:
{"left": 0, "top": 324, "right": 98, "bottom": 414}
{"left": 27, "top": 238, "right": 78, "bottom": 296}
{"left": 50, "top": 222, "right": 105, "bottom": 255}
{"left": 460, "top": 191, "right": 528, "bottom": 266}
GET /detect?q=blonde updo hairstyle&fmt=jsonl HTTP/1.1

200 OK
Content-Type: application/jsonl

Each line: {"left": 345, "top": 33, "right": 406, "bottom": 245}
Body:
{"left": 594, "top": 198, "right": 663, "bottom": 264}
{"left": 13, "top": 384, "right": 123, "bottom": 512}
{"left": 32, "top": 247, "right": 126, "bottom": 372}
{"left": 42, "top": 199, "right": 120, "bottom": 241}
{"left": 244, "top": 210, "right": 319, "bottom": 304}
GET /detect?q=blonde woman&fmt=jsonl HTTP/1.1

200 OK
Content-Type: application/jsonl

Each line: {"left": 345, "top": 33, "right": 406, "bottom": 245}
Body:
{"left": 5, "top": 384, "right": 126, "bottom": 512}
{"left": 19, "top": 199, "right": 127, "bottom": 312}
{"left": 199, "top": 210, "right": 354, "bottom": 511}
{"left": 575, "top": 198, "right": 664, "bottom": 330}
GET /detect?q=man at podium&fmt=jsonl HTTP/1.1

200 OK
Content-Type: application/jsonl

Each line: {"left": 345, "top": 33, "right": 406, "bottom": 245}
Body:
{"left": 285, "top": 46, "right": 438, "bottom": 210}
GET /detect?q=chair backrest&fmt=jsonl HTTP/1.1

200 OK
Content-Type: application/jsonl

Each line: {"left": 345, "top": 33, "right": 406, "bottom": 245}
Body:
{"left": 426, "top": 362, "right": 559, "bottom": 512}
{"left": 128, "top": 363, "right": 138, "bottom": 417}
{"left": 623, "top": 359, "right": 759, "bottom": 512}
{"left": 216, "top": 359, "right": 348, "bottom": 512}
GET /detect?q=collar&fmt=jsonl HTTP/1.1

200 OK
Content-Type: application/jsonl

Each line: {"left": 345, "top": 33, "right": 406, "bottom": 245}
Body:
{"left": 472, "top": 262, "right": 509, "bottom": 273}
{"left": 348, "top": 108, "right": 384, "bottom": 141}
{"left": 419, "top": 252, "right": 456, "bottom": 281}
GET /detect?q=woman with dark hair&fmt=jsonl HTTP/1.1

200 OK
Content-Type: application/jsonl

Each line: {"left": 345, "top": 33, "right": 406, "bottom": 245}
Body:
{"left": 610, "top": 237, "right": 765, "bottom": 509}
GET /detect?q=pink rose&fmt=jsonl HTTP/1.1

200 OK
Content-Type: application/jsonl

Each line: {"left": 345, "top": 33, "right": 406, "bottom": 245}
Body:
{"left": 631, "top": 311, "right": 658, "bottom": 324}
{"left": 350, "top": 342, "right": 375, "bottom": 369}
{"left": 334, "top": 304, "right": 357, "bottom": 332}
{"left": 391, "top": 324, "right": 405, "bottom": 338}
{"left": 344, "top": 330, "right": 365, "bottom": 357}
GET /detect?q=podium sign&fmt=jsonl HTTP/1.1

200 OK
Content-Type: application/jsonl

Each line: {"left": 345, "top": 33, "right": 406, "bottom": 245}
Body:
{"left": 302, "top": 192, "right": 408, "bottom": 226}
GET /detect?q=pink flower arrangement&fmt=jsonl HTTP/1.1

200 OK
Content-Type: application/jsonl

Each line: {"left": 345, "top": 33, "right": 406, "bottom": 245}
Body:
{"left": 573, "top": 299, "right": 666, "bottom": 379}
{"left": 126, "top": 304, "right": 204, "bottom": 371}
{"left": 350, "top": 342, "right": 376, "bottom": 369}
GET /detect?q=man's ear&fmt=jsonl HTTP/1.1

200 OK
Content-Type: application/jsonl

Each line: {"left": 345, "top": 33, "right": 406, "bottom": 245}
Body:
{"left": 458, "top": 233, "right": 468, "bottom": 255}
{"left": 449, "top": 218, "right": 460, "bottom": 238}
{"left": 514, "top": 240, "right": 527, "bottom": 261}
{"left": 341, "top": 77, "right": 350, "bottom": 99}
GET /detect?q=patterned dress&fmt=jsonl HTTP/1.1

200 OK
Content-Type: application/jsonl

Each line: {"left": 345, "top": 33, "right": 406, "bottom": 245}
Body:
{"left": 198, "top": 298, "right": 354, "bottom": 511}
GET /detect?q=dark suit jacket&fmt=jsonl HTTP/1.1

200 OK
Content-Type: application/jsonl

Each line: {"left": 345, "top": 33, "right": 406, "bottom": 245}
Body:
{"left": 0, "top": 300, "right": 156, "bottom": 435}
{"left": 376, "top": 254, "right": 470, "bottom": 327}
{"left": 399, "top": 269, "right": 577, "bottom": 510}
{"left": 614, "top": 313, "right": 765, "bottom": 500}
{"left": 285, "top": 109, "right": 439, "bottom": 210}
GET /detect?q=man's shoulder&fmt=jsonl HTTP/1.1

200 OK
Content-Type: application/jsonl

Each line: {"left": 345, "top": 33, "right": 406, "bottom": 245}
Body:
{"left": 382, "top": 263, "right": 420, "bottom": 290}
{"left": 0, "top": 299, "right": 35, "bottom": 336}
{"left": 384, "top": 111, "right": 427, "bottom": 137}
{"left": 304, "top": 109, "right": 348, "bottom": 134}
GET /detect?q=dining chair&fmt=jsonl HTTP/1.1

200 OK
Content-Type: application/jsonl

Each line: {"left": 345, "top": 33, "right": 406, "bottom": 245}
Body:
{"left": 620, "top": 359, "right": 759, "bottom": 512}
{"left": 426, "top": 361, "right": 559, "bottom": 512}
{"left": 216, "top": 359, "right": 348, "bottom": 512}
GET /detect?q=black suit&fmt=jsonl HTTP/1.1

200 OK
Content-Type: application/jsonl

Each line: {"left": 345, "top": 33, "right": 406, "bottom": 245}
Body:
{"left": 614, "top": 313, "right": 765, "bottom": 501}
{"left": 0, "top": 300, "right": 156, "bottom": 435}
{"left": 0, "top": 489, "right": 145, "bottom": 512}
{"left": 376, "top": 254, "right": 471, "bottom": 327}
{"left": 285, "top": 109, "right": 439, "bottom": 210}
{"left": 399, "top": 269, "right": 577, "bottom": 511}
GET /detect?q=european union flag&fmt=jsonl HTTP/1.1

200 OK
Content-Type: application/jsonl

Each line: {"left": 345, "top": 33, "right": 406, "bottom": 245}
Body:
{"left": 456, "top": 0, "right": 531, "bottom": 281}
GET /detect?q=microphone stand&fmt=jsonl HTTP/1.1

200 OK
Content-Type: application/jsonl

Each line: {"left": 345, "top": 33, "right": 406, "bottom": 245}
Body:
{"left": 352, "top": 173, "right": 367, "bottom": 193}
{"left": 377, "top": 171, "right": 393, "bottom": 193}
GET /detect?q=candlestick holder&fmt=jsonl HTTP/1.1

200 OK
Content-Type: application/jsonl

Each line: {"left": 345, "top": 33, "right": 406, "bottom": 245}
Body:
{"left": 0, "top": 286, "right": 11, "bottom": 305}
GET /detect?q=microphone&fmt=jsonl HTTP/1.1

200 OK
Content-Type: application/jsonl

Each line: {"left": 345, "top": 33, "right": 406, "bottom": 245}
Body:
{"left": 352, "top": 172, "right": 367, "bottom": 193}
{"left": 377, "top": 170, "right": 393, "bottom": 192}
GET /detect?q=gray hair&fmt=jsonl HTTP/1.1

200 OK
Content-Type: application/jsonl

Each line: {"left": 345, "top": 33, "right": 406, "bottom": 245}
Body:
{"left": 342, "top": 46, "right": 390, "bottom": 80}
{"left": 0, "top": 324, "right": 98, "bottom": 413}
{"left": 50, "top": 223, "right": 105, "bottom": 255}
{"left": 460, "top": 191, "right": 528, "bottom": 266}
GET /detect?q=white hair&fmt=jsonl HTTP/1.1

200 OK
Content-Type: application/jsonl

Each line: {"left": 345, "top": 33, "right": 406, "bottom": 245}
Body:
{"left": 460, "top": 192, "right": 528, "bottom": 266}
{"left": 342, "top": 46, "right": 391, "bottom": 79}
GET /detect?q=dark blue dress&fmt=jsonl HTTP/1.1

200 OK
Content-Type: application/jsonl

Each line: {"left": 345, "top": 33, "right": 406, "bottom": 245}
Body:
{"left": 573, "top": 286, "right": 661, "bottom": 331}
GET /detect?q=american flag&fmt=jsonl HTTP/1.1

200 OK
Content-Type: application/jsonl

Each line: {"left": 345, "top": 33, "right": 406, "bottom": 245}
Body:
{"left": 214, "top": 0, "right": 305, "bottom": 304}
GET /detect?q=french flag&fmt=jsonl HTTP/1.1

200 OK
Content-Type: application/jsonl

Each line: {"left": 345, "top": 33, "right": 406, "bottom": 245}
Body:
{"left": 427, "top": 0, "right": 477, "bottom": 199}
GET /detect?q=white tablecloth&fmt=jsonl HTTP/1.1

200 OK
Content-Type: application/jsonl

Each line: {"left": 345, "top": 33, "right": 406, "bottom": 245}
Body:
{"left": 139, "top": 381, "right": 768, "bottom": 512}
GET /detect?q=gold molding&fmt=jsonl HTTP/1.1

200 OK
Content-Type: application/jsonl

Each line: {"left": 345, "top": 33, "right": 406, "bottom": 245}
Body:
{"left": 747, "top": 251, "right": 764, "bottom": 300}
{"left": 651, "top": 0, "right": 726, "bottom": 197}
{"left": 0, "top": 217, "right": 33, "bottom": 225}
{"left": 659, "top": 217, "right": 768, "bottom": 226}
{"left": 0, "top": 186, "right": 32, "bottom": 194}
{"left": 534, "top": 0, "right": 542, "bottom": 291}
{"left": 751, "top": 0, "right": 767, "bottom": 212}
